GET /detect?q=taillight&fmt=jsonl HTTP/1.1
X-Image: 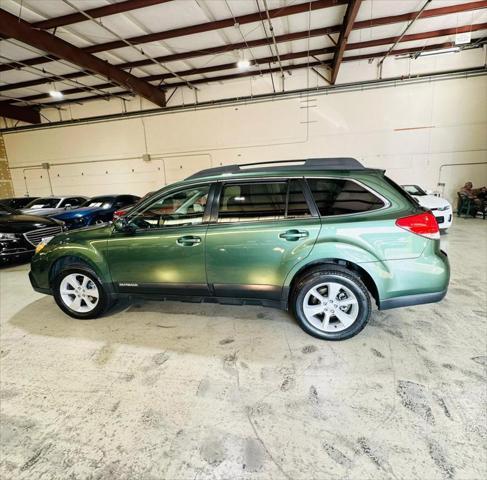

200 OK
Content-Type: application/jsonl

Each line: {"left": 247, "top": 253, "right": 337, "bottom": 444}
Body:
{"left": 113, "top": 209, "right": 125, "bottom": 219}
{"left": 395, "top": 212, "right": 440, "bottom": 239}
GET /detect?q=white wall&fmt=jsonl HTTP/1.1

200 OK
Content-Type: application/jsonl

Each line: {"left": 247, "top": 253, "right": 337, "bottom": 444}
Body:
{"left": 3, "top": 74, "right": 487, "bottom": 205}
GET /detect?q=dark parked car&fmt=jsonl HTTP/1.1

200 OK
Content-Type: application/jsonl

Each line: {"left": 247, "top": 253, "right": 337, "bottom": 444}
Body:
{"left": 0, "top": 203, "right": 64, "bottom": 263}
{"left": 51, "top": 195, "right": 140, "bottom": 229}
{"left": 0, "top": 196, "right": 39, "bottom": 209}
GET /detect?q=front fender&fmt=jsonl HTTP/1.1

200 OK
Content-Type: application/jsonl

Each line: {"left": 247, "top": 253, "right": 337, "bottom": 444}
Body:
{"left": 31, "top": 238, "right": 110, "bottom": 290}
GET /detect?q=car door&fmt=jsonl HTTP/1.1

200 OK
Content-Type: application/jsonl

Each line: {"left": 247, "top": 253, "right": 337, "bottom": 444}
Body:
{"left": 205, "top": 179, "right": 321, "bottom": 301}
{"left": 106, "top": 183, "right": 213, "bottom": 296}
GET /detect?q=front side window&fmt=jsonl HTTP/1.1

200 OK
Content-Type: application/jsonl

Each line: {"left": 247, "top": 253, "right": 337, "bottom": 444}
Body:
{"left": 130, "top": 184, "right": 210, "bottom": 229}
{"left": 307, "top": 178, "right": 384, "bottom": 216}
{"left": 217, "top": 180, "right": 311, "bottom": 223}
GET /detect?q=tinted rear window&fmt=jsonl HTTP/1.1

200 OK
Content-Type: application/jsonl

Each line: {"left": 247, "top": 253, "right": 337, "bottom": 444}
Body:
{"left": 307, "top": 178, "right": 384, "bottom": 216}
{"left": 218, "top": 182, "right": 286, "bottom": 222}
{"left": 217, "top": 180, "right": 311, "bottom": 222}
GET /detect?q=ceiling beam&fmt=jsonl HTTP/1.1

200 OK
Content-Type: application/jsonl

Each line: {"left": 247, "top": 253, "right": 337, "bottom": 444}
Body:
{"left": 4, "top": 21, "right": 485, "bottom": 102}
{"left": 0, "top": 0, "right": 347, "bottom": 72}
{"left": 346, "top": 23, "right": 487, "bottom": 51}
{"left": 354, "top": 0, "right": 487, "bottom": 29}
{"left": 0, "top": 8, "right": 166, "bottom": 107}
{"left": 0, "top": 0, "right": 173, "bottom": 39}
{"left": 330, "top": 0, "right": 362, "bottom": 84}
{"left": 1, "top": 0, "right": 485, "bottom": 85}
{"left": 27, "top": 39, "right": 484, "bottom": 109}
{"left": 2, "top": 48, "right": 335, "bottom": 103}
{"left": 8, "top": 37, "right": 483, "bottom": 108}
{"left": 33, "top": 0, "right": 173, "bottom": 30}
{"left": 0, "top": 103, "right": 40, "bottom": 124}
{"left": 81, "top": 0, "right": 347, "bottom": 53}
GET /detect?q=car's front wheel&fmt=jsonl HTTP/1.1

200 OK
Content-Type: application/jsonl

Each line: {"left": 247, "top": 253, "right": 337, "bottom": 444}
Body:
{"left": 53, "top": 266, "right": 111, "bottom": 319}
{"left": 292, "top": 268, "right": 371, "bottom": 340}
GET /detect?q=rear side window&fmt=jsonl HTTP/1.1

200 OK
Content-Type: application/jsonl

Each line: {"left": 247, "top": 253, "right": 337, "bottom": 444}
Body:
{"left": 307, "top": 178, "right": 384, "bottom": 216}
{"left": 218, "top": 180, "right": 311, "bottom": 223}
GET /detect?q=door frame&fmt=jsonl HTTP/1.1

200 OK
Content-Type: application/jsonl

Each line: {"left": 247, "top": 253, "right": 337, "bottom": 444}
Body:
{"left": 108, "top": 181, "right": 218, "bottom": 296}
{"left": 205, "top": 176, "right": 321, "bottom": 300}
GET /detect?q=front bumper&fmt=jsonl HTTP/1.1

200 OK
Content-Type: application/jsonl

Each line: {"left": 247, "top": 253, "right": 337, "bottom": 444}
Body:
{"left": 29, "top": 270, "right": 52, "bottom": 294}
{"left": 432, "top": 209, "right": 452, "bottom": 229}
{"left": 1, "top": 247, "right": 34, "bottom": 263}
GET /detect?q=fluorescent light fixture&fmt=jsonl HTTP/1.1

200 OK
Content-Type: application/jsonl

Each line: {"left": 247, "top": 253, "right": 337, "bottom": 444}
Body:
{"left": 49, "top": 90, "right": 64, "bottom": 99}
{"left": 237, "top": 58, "right": 251, "bottom": 70}
{"left": 418, "top": 47, "right": 460, "bottom": 57}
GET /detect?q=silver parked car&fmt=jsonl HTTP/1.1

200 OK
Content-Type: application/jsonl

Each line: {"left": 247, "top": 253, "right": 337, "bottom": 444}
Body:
{"left": 21, "top": 196, "right": 89, "bottom": 216}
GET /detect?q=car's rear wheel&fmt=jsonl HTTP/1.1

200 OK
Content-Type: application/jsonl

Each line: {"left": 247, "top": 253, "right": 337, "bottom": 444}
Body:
{"left": 292, "top": 268, "right": 371, "bottom": 340}
{"left": 53, "top": 266, "right": 111, "bottom": 319}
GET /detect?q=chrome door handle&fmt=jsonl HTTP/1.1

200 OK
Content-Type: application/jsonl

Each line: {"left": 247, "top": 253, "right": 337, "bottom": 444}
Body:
{"left": 279, "top": 229, "right": 309, "bottom": 241}
{"left": 177, "top": 235, "right": 201, "bottom": 246}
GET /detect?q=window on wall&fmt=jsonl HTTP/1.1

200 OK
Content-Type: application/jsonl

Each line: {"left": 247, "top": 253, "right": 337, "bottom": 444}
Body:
{"left": 307, "top": 178, "right": 384, "bottom": 216}
{"left": 217, "top": 180, "right": 311, "bottom": 222}
{"left": 130, "top": 184, "right": 210, "bottom": 228}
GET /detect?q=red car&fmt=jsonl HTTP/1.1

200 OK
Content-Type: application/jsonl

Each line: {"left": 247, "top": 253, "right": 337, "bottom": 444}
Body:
{"left": 113, "top": 191, "right": 154, "bottom": 219}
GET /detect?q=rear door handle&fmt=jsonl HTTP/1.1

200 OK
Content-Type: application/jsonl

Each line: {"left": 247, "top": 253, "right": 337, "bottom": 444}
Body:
{"left": 177, "top": 235, "right": 201, "bottom": 246}
{"left": 279, "top": 229, "right": 309, "bottom": 241}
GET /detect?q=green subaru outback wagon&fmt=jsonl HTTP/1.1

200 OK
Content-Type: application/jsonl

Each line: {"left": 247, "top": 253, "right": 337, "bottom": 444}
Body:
{"left": 30, "top": 158, "right": 449, "bottom": 340}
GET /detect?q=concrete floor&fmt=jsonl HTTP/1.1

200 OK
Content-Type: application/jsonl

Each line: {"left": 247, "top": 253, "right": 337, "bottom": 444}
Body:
{"left": 0, "top": 217, "right": 486, "bottom": 480}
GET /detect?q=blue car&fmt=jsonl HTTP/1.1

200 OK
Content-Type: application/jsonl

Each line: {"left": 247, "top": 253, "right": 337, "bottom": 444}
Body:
{"left": 51, "top": 194, "right": 140, "bottom": 230}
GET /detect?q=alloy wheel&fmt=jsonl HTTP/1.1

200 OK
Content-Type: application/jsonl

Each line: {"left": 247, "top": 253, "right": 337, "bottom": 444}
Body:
{"left": 59, "top": 273, "right": 99, "bottom": 313}
{"left": 302, "top": 282, "right": 359, "bottom": 332}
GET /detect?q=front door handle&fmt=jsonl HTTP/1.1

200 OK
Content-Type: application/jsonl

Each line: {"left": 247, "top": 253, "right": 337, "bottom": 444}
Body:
{"left": 279, "top": 229, "right": 309, "bottom": 241}
{"left": 177, "top": 235, "right": 201, "bottom": 246}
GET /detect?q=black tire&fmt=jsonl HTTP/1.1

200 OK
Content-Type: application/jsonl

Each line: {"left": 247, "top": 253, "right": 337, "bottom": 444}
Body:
{"left": 52, "top": 264, "right": 112, "bottom": 319}
{"left": 292, "top": 268, "right": 371, "bottom": 340}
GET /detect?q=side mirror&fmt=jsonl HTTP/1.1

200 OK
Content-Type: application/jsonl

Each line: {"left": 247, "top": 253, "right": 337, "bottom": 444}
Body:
{"left": 113, "top": 218, "right": 135, "bottom": 234}
{"left": 64, "top": 204, "right": 72, "bottom": 209}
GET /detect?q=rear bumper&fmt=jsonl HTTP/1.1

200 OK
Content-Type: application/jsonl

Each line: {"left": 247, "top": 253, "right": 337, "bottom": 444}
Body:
{"left": 379, "top": 288, "right": 447, "bottom": 310}
{"left": 366, "top": 247, "right": 450, "bottom": 311}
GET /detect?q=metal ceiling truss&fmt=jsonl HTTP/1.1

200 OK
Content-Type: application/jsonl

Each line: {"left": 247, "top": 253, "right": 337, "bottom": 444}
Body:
{"left": 3, "top": 21, "right": 485, "bottom": 106}
{"left": 0, "top": 0, "right": 484, "bottom": 74}
{"left": 0, "top": 1, "right": 485, "bottom": 94}
{"left": 0, "top": 0, "right": 486, "bottom": 123}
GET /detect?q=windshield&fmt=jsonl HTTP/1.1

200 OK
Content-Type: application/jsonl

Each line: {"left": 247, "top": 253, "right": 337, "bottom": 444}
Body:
{"left": 0, "top": 203, "right": 19, "bottom": 215}
{"left": 81, "top": 196, "right": 115, "bottom": 209}
{"left": 402, "top": 185, "right": 427, "bottom": 196}
{"left": 25, "top": 197, "right": 61, "bottom": 209}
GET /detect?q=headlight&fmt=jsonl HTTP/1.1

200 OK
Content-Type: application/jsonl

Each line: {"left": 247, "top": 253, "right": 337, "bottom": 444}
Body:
{"left": 437, "top": 205, "right": 450, "bottom": 211}
{"left": 0, "top": 233, "right": 19, "bottom": 241}
{"left": 35, "top": 236, "right": 54, "bottom": 254}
